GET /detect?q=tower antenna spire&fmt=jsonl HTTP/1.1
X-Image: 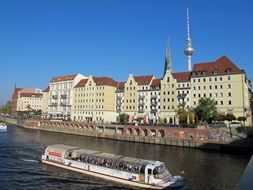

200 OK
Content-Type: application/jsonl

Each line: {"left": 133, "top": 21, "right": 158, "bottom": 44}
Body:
{"left": 184, "top": 7, "right": 194, "bottom": 71}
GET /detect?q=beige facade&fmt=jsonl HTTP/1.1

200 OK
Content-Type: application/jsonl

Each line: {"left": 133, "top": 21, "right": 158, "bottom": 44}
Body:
{"left": 160, "top": 70, "right": 177, "bottom": 123}
{"left": 17, "top": 89, "right": 43, "bottom": 112}
{"left": 72, "top": 76, "right": 118, "bottom": 123}
{"left": 190, "top": 56, "right": 252, "bottom": 125}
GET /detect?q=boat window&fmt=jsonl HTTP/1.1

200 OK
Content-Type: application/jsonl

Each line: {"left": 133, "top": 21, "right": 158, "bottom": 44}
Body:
{"left": 153, "top": 165, "right": 171, "bottom": 179}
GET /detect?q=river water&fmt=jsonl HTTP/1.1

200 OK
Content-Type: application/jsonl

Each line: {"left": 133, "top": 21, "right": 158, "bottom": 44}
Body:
{"left": 0, "top": 125, "right": 250, "bottom": 190}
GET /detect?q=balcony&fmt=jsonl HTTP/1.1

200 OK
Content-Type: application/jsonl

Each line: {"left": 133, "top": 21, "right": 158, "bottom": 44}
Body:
{"left": 138, "top": 106, "right": 144, "bottom": 113}
{"left": 151, "top": 100, "right": 157, "bottom": 106}
{"left": 151, "top": 109, "right": 157, "bottom": 113}
{"left": 138, "top": 95, "right": 145, "bottom": 101}
{"left": 151, "top": 95, "right": 157, "bottom": 100}
{"left": 138, "top": 101, "right": 145, "bottom": 106}
{"left": 52, "top": 95, "right": 58, "bottom": 99}
{"left": 116, "top": 101, "right": 122, "bottom": 106}
{"left": 49, "top": 103, "right": 57, "bottom": 107}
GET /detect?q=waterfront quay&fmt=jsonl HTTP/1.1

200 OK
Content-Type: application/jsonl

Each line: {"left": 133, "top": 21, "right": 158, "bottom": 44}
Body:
{"left": 2, "top": 115, "right": 253, "bottom": 153}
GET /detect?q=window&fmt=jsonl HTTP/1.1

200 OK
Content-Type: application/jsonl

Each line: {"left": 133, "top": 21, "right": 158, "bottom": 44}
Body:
{"left": 213, "top": 69, "right": 219, "bottom": 74}
{"left": 167, "top": 77, "right": 170, "bottom": 82}
{"left": 220, "top": 93, "right": 223, "bottom": 97}
{"left": 228, "top": 76, "right": 231, "bottom": 80}
{"left": 198, "top": 94, "right": 201, "bottom": 98}
{"left": 228, "top": 84, "right": 231, "bottom": 89}
{"left": 226, "top": 68, "right": 232, "bottom": 73}
{"left": 220, "top": 77, "right": 222, "bottom": 81}
{"left": 209, "top": 93, "right": 212, "bottom": 97}
{"left": 198, "top": 79, "right": 200, "bottom": 82}
{"left": 193, "top": 86, "right": 196, "bottom": 90}
{"left": 209, "top": 85, "right": 212, "bottom": 90}
{"left": 220, "top": 85, "right": 223, "bottom": 89}
{"left": 228, "top": 100, "right": 232, "bottom": 105}
{"left": 228, "top": 92, "right": 232, "bottom": 97}
{"left": 220, "top": 101, "right": 223, "bottom": 105}
{"left": 193, "top": 79, "right": 196, "bottom": 83}
{"left": 209, "top": 78, "right": 212, "bottom": 82}
{"left": 215, "top": 77, "right": 217, "bottom": 81}
{"left": 204, "top": 86, "right": 206, "bottom": 90}
{"left": 203, "top": 78, "right": 206, "bottom": 82}
{"left": 193, "top": 94, "right": 196, "bottom": 98}
{"left": 198, "top": 86, "right": 201, "bottom": 90}
{"left": 215, "top": 85, "right": 218, "bottom": 89}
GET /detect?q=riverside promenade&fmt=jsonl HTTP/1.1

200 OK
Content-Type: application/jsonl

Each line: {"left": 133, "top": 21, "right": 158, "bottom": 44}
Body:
{"left": 1, "top": 115, "right": 253, "bottom": 152}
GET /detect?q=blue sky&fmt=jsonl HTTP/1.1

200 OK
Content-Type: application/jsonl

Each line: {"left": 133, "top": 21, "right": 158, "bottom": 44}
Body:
{"left": 0, "top": 0, "right": 253, "bottom": 105}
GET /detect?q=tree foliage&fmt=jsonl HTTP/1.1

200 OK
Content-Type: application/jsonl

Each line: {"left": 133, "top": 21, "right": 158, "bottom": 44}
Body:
{"left": 119, "top": 113, "right": 129, "bottom": 124}
{"left": 193, "top": 98, "right": 218, "bottom": 124}
{"left": 0, "top": 101, "right": 11, "bottom": 114}
{"left": 176, "top": 108, "right": 188, "bottom": 126}
{"left": 225, "top": 113, "right": 236, "bottom": 122}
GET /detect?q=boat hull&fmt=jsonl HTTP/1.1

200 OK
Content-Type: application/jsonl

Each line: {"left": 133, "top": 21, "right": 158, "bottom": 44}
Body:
{"left": 42, "top": 159, "right": 166, "bottom": 189}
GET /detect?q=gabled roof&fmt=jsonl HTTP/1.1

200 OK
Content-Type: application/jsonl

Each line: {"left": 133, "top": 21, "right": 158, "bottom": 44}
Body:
{"left": 116, "top": 82, "right": 126, "bottom": 93}
{"left": 50, "top": 74, "right": 78, "bottom": 83}
{"left": 133, "top": 75, "right": 154, "bottom": 85}
{"left": 151, "top": 78, "right": 161, "bottom": 86}
{"left": 43, "top": 86, "right": 50, "bottom": 92}
{"left": 74, "top": 79, "right": 88, "bottom": 88}
{"left": 93, "top": 77, "right": 118, "bottom": 87}
{"left": 172, "top": 72, "right": 191, "bottom": 82}
{"left": 192, "top": 56, "right": 243, "bottom": 76}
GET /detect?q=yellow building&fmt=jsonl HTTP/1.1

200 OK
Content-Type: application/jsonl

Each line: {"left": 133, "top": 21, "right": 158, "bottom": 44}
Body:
{"left": 73, "top": 76, "right": 118, "bottom": 123}
{"left": 123, "top": 74, "right": 155, "bottom": 122}
{"left": 190, "top": 56, "right": 252, "bottom": 125}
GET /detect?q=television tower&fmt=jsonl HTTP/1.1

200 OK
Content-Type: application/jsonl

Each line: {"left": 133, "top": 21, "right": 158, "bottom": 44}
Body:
{"left": 184, "top": 7, "right": 194, "bottom": 71}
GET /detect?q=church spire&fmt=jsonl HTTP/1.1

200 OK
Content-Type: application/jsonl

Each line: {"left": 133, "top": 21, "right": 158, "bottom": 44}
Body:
{"left": 184, "top": 7, "right": 194, "bottom": 71}
{"left": 164, "top": 39, "right": 172, "bottom": 76}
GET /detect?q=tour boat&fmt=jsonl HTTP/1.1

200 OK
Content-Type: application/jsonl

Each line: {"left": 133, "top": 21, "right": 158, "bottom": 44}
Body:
{"left": 0, "top": 123, "right": 7, "bottom": 130}
{"left": 42, "top": 144, "right": 185, "bottom": 189}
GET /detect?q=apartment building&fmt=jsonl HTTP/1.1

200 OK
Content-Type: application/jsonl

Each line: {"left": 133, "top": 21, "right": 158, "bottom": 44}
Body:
{"left": 190, "top": 56, "right": 252, "bottom": 124}
{"left": 48, "top": 73, "right": 85, "bottom": 120}
{"left": 115, "top": 82, "right": 125, "bottom": 114}
{"left": 72, "top": 76, "right": 118, "bottom": 123}
{"left": 11, "top": 87, "right": 42, "bottom": 115}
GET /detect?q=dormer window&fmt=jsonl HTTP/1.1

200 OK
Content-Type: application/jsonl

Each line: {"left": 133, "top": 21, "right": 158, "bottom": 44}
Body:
{"left": 197, "top": 71, "right": 202, "bottom": 76}
{"left": 192, "top": 72, "right": 196, "bottom": 76}
{"left": 212, "top": 69, "right": 219, "bottom": 75}
{"left": 226, "top": 68, "right": 232, "bottom": 73}
{"left": 130, "top": 80, "right": 132, "bottom": 85}
{"left": 202, "top": 70, "right": 207, "bottom": 75}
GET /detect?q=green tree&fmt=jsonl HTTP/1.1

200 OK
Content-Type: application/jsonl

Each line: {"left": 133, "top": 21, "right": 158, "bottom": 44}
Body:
{"left": 0, "top": 101, "right": 11, "bottom": 114}
{"left": 119, "top": 113, "right": 129, "bottom": 124}
{"left": 238, "top": 116, "right": 247, "bottom": 126}
{"left": 193, "top": 98, "right": 218, "bottom": 124}
{"left": 176, "top": 108, "right": 188, "bottom": 126}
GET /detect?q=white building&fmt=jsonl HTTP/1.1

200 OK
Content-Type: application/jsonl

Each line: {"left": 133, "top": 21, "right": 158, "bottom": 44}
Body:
{"left": 48, "top": 73, "right": 86, "bottom": 120}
